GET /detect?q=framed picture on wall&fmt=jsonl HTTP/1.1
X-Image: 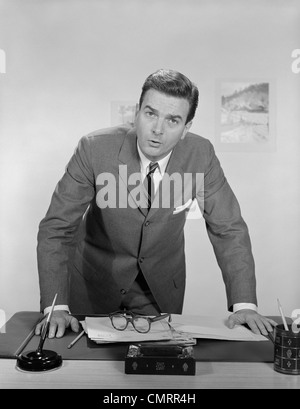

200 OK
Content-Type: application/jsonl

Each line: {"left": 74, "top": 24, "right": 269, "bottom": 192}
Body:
{"left": 214, "top": 79, "right": 276, "bottom": 152}
{"left": 111, "top": 101, "right": 138, "bottom": 127}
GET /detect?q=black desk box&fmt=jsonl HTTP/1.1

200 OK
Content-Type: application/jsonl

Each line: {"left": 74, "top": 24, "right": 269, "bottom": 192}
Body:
{"left": 125, "top": 344, "right": 195, "bottom": 375}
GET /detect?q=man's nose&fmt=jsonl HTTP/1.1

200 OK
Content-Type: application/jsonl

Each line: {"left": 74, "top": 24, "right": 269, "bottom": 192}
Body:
{"left": 152, "top": 118, "right": 164, "bottom": 136}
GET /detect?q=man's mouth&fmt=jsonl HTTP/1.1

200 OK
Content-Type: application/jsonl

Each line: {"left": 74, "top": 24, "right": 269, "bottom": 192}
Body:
{"left": 148, "top": 140, "right": 161, "bottom": 147}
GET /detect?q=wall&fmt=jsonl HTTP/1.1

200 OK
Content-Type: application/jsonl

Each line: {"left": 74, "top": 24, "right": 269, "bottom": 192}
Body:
{"left": 0, "top": 0, "right": 299, "bottom": 323}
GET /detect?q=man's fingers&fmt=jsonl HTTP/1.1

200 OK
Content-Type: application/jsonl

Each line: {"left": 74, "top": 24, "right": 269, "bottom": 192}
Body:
{"left": 70, "top": 317, "right": 80, "bottom": 333}
{"left": 35, "top": 323, "right": 41, "bottom": 335}
{"left": 56, "top": 316, "right": 79, "bottom": 337}
{"left": 252, "top": 316, "right": 277, "bottom": 335}
{"left": 251, "top": 319, "right": 268, "bottom": 336}
{"left": 35, "top": 311, "right": 79, "bottom": 339}
{"left": 266, "top": 318, "right": 278, "bottom": 328}
{"left": 246, "top": 318, "right": 261, "bottom": 335}
{"left": 56, "top": 320, "right": 68, "bottom": 338}
{"left": 227, "top": 312, "right": 277, "bottom": 336}
{"left": 35, "top": 319, "right": 46, "bottom": 335}
{"left": 48, "top": 322, "right": 58, "bottom": 338}
{"left": 227, "top": 312, "right": 245, "bottom": 328}
{"left": 227, "top": 315, "right": 236, "bottom": 328}
{"left": 262, "top": 317, "right": 277, "bottom": 333}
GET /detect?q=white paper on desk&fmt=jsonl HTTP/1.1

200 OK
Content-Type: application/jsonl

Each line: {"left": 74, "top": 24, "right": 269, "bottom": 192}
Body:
{"left": 170, "top": 314, "right": 268, "bottom": 341}
{"left": 85, "top": 316, "right": 173, "bottom": 343}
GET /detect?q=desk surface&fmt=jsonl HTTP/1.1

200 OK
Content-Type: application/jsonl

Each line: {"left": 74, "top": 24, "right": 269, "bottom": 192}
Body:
{"left": 1, "top": 312, "right": 300, "bottom": 389}
{"left": 1, "top": 358, "right": 300, "bottom": 389}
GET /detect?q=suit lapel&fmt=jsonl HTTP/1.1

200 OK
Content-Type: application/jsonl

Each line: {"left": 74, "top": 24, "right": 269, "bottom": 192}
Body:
{"left": 118, "top": 128, "right": 148, "bottom": 217}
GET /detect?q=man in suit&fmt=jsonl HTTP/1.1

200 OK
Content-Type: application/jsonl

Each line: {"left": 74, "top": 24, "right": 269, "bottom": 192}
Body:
{"left": 36, "top": 69, "right": 276, "bottom": 338}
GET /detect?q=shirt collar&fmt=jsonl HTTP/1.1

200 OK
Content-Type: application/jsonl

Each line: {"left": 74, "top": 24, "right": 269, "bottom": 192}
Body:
{"left": 137, "top": 142, "right": 172, "bottom": 176}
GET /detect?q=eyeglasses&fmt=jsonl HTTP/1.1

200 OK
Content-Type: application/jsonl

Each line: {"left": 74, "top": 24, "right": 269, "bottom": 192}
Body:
{"left": 109, "top": 310, "right": 172, "bottom": 334}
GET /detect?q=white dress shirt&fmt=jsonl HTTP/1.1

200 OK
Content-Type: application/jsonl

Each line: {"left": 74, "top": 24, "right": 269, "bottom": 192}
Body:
{"left": 137, "top": 143, "right": 171, "bottom": 195}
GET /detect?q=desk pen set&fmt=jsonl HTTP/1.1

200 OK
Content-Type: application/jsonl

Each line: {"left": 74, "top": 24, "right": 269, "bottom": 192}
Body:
{"left": 16, "top": 294, "right": 63, "bottom": 372}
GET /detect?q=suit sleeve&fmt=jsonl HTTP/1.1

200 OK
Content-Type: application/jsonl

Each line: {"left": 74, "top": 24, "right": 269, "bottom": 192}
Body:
{"left": 197, "top": 142, "right": 257, "bottom": 311}
{"left": 37, "top": 136, "right": 95, "bottom": 311}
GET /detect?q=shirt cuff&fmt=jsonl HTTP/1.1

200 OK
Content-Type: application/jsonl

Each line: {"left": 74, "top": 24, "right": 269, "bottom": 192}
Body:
{"left": 44, "top": 305, "right": 70, "bottom": 315}
{"left": 233, "top": 303, "right": 257, "bottom": 313}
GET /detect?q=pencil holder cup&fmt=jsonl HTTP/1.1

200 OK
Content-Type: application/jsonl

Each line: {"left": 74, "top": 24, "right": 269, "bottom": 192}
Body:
{"left": 274, "top": 324, "right": 300, "bottom": 375}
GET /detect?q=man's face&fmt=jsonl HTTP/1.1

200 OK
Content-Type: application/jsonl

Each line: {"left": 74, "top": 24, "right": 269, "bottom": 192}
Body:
{"left": 135, "top": 89, "right": 192, "bottom": 161}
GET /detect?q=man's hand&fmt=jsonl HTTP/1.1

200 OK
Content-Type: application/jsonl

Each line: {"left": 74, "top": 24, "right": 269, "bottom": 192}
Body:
{"left": 228, "top": 309, "right": 277, "bottom": 336}
{"left": 35, "top": 310, "right": 80, "bottom": 338}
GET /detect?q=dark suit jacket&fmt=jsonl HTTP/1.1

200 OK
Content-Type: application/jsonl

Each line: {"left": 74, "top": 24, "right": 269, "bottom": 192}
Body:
{"left": 37, "top": 125, "right": 257, "bottom": 314}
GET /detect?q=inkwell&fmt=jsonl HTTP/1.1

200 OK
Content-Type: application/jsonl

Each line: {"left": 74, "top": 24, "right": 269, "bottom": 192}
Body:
{"left": 16, "top": 294, "right": 62, "bottom": 372}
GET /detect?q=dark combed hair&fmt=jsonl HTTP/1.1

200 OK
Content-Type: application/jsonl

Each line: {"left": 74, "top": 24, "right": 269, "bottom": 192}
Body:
{"left": 138, "top": 69, "right": 199, "bottom": 124}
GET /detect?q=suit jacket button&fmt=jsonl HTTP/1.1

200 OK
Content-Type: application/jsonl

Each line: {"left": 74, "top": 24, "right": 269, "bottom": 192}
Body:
{"left": 120, "top": 289, "right": 126, "bottom": 295}
{"left": 145, "top": 221, "right": 150, "bottom": 226}
{"left": 139, "top": 257, "right": 144, "bottom": 263}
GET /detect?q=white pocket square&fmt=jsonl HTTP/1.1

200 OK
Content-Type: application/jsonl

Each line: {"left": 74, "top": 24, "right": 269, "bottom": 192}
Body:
{"left": 173, "top": 199, "right": 193, "bottom": 214}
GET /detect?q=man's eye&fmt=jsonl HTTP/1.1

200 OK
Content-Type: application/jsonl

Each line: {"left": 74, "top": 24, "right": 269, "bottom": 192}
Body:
{"left": 145, "top": 111, "right": 155, "bottom": 117}
{"left": 168, "top": 118, "right": 178, "bottom": 125}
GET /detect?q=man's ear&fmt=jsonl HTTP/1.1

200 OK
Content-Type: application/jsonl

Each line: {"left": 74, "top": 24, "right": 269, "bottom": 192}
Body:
{"left": 181, "top": 121, "right": 192, "bottom": 140}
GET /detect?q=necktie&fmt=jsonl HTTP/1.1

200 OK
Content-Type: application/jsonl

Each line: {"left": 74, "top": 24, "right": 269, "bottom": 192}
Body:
{"left": 146, "top": 162, "right": 159, "bottom": 210}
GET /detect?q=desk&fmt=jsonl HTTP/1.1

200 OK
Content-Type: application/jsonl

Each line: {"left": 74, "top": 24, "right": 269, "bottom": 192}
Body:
{"left": 1, "top": 312, "right": 300, "bottom": 389}
{"left": 1, "top": 358, "right": 300, "bottom": 389}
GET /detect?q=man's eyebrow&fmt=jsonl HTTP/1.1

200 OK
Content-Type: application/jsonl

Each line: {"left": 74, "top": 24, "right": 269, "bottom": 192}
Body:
{"left": 144, "top": 104, "right": 158, "bottom": 113}
{"left": 144, "top": 105, "right": 183, "bottom": 121}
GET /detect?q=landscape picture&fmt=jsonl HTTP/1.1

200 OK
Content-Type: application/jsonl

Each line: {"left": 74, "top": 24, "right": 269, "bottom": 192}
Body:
{"left": 220, "top": 81, "right": 270, "bottom": 145}
{"left": 111, "top": 101, "right": 138, "bottom": 126}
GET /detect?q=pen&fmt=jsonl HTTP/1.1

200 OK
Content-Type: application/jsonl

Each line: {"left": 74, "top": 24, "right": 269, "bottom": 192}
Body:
{"left": 15, "top": 314, "right": 44, "bottom": 357}
{"left": 37, "top": 293, "right": 57, "bottom": 353}
{"left": 67, "top": 329, "right": 85, "bottom": 349}
{"left": 277, "top": 298, "right": 289, "bottom": 331}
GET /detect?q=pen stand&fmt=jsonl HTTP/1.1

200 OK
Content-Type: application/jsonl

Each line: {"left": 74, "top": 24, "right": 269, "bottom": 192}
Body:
{"left": 274, "top": 324, "right": 300, "bottom": 375}
{"left": 16, "top": 323, "right": 63, "bottom": 372}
